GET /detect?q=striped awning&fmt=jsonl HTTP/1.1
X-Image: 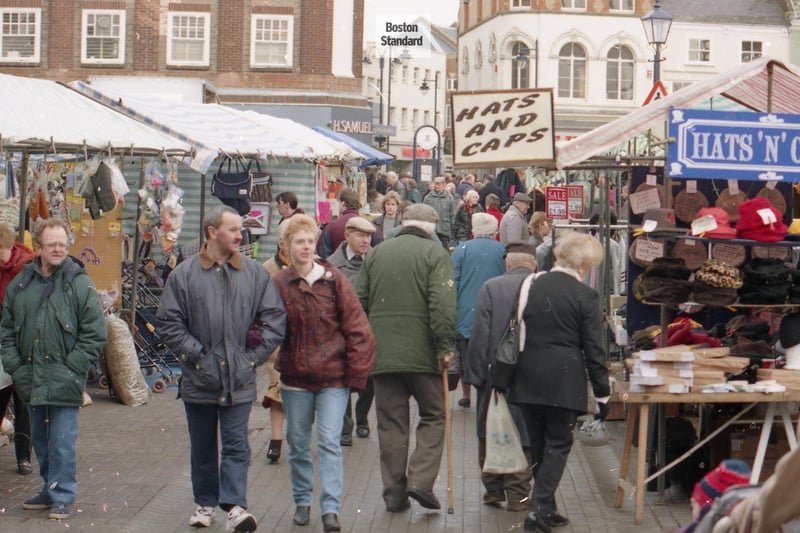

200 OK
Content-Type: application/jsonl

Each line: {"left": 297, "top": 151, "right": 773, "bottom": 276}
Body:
{"left": 555, "top": 57, "right": 800, "bottom": 169}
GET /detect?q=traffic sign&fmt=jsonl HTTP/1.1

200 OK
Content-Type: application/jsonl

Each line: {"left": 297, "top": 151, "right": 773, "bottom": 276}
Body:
{"left": 643, "top": 80, "right": 668, "bottom": 106}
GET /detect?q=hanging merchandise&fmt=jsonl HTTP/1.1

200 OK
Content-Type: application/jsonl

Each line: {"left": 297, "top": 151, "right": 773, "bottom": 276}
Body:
{"left": 46, "top": 165, "right": 69, "bottom": 220}
{"left": 0, "top": 159, "right": 20, "bottom": 229}
{"left": 27, "top": 166, "right": 49, "bottom": 222}
{"left": 138, "top": 159, "right": 185, "bottom": 262}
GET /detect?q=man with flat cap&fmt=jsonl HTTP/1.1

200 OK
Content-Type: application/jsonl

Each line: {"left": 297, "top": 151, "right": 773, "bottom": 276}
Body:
{"left": 329, "top": 216, "right": 378, "bottom": 446}
{"left": 463, "top": 241, "right": 536, "bottom": 512}
{"left": 499, "top": 192, "right": 533, "bottom": 244}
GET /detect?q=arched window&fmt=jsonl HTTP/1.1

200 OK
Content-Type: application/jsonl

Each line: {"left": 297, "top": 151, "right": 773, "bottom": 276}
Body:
{"left": 606, "top": 44, "right": 634, "bottom": 100}
{"left": 475, "top": 41, "right": 483, "bottom": 69}
{"left": 489, "top": 33, "right": 497, "bottom": 63}
{"left": 462, "top": 46, "right": 469, "bottom": 74}
{"left": 557, "top": 42, "right": 586, "bottom": 98}
{"left": 511, "top": 41, "right": 530, "bottom": 89}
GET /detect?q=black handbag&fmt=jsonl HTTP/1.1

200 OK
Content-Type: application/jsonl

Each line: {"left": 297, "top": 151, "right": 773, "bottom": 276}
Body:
{"left": 491, "top": 273, "right": 535, "bottom": 391}
{"left": 211, "top": 159, "right": 252, "bottom": 216}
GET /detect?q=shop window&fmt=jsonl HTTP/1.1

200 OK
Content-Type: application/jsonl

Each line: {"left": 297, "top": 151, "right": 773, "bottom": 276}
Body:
{"left": 606, "top": 44, "right": 634, "bottom": 100}
{"left": 167, "top": 12, "right": 210, "bottom": 67}
{"left": 82, "top": 9, "right": 125, "bottom": 64}
{"left": 0, "top": 9, "right": 40, "bottom": 63}
{"left": 251, "top": 15, "right": 293, "bottom": 68}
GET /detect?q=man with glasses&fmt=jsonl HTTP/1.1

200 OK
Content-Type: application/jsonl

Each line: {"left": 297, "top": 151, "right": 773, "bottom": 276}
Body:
{"left": 0, "top": 218, "right": 107, "bottom": 521}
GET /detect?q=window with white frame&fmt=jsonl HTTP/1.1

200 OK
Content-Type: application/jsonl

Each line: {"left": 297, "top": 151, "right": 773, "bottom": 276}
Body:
{"left": 489, "top": 33, "right": 497, "bottom": 63}
{"left": 561, "top": 0, "right": 587, "bottom": 8}
{"left": 475, "top": 41, "right": 482, "bottom": 69}
{"left": 402, "top": 65, "right": 408, "bottom": 83}
{"left": 511, "top": 41, "right": 530, "bottom": 89}
{"left": 389, "top": 106, "right": 396, "bottom": 127}
{"left": 424, "top": 110, "right": 430, "bottom": 124}
{"left": 688, "top": 38, "right": 711, "bottom": 63}
{"left": 167, "top": 12, "right": 210, "bottom": 66}
{"left": 558, "top": 42, "right": 586, "bottom": 98}
{"left": 512, "top": 0, "right": 531, "bottom": 7}
{"left": 1, "top": 9, "right": 40, "bottom": 62}
{"left": 412, "top": 109, "right": 419, "bottom": 130}
{"left": 609, "top": 0, "right": 633, "bottom": 11}
{"left": 741, "top": 41, "right": 762, "bottom": 63}
{"left": 445, "top": 103, "right": 451, "bottom": 130}
{"left": 606, "top": 44, "right": 634, "bottom": 100}
{"left": 82, "top": 9, "right": 125, "bottom": 64}
{"left": 447, "top": 77, "right": 457, "bottom": 90}
{"left": 401, "top": 108, "right": 408, "bottom": 130}
{"left": 251, "top": 14, "right": 293, "bottom": 67}
{"left": 462, "top": 47, "right": 469, "bottom": 74}
{"left": 413, "top": 67, "right": 419, "bottom": 84}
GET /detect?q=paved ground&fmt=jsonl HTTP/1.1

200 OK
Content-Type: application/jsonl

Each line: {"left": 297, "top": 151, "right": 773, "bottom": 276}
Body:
{"left": 0, "top": 373, "right": 693, "bottom": 532}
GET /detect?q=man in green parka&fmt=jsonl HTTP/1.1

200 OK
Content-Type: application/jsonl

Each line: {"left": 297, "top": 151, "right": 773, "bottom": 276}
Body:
{"left": 356, "top": 203, "right": 456, "bottom": 513}
{"left": 0, "top": 218, "right": 107, "bottom": 521}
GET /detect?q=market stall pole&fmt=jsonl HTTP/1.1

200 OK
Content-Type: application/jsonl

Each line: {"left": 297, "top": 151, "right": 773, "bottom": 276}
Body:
{"left": 614, "top": 385, "right": 800, "bottom": 524}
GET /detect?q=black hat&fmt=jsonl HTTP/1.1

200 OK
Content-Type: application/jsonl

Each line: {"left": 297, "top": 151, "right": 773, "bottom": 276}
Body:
{"left": 505, "top": 241, "right": 537, "bottom": 256}
{"left": 779, "top": 312, "right": 800, "bottom": 349}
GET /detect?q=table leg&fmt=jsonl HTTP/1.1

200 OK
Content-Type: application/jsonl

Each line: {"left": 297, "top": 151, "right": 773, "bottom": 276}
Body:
{"left": 615, "top": 405, "right": 637, "bottom": 509}
{"left": 635, "top": 403, "right": 649, "bottom": 525}
{"left": 779, "top": 403, "right": 799, "bottom": 449}
{"left": 751, "top": 402, "right": 777, "bottom": 483}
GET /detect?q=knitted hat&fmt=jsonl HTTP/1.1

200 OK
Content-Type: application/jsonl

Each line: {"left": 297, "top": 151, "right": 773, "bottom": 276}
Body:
{"left": 691, "top": 459, "right": 751, "bottom": 509}
{"left": 471, "top": 212, "right": 498, "bottom": 236}
{"left": 692, "top": 207, "right": 737, "bottom": 239}
{"left": 403, "top": 204, "right": 438, "bottom": 223}
{"left": 736, "top": 197, "right": 787, "bottom": 242}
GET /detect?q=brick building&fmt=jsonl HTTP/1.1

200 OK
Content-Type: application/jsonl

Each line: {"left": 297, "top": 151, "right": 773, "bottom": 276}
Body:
{"left": 0, "top": 0, "right": 372, "bottom": 142}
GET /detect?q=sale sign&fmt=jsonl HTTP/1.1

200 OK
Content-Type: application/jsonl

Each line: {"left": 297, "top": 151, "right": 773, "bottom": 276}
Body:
{"left": 546, "top": 186, "right": 568, "bottom": 219}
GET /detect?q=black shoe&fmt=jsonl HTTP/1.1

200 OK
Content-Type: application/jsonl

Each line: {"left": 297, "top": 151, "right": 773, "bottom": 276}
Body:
{"left": 266, "top": 439, "right": 282, "bottom": 463}
{"left": 23, "top": 493, "right": 52, "bottom": 510}
{"left": 322, "top": 513, "right": 341, "bottom": 532}
{"left": 406, "top": 486, "right": 441, "bottom": 510}
{"left": 542, "top": 512, "right": 569, "bottom": 527}
{"left": 340, "top": 434, "right": 353, "bottom": 447}
{"left": 293, "top": 505, "right": 310, "bottom": 526}
{"left": 523, "top": 512, "right": 552, "bottom": 533}
{"left": 17, "top": 460, "right": 33, "bottom": 475}
{"left": 356, "top": 425, "right": 370, "bottom": 438}
{"left": 457, "top": 398, "right": 471, "bottom": 408}
{"left": 386, "top": 499, "right": 410, "bottom": 512}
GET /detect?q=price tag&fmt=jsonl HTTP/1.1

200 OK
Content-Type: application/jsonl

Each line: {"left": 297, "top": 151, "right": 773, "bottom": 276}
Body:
{"left": 642, "top": 220, "right": 658, "bottom": 232}
{"left": 646, "top": 174, "right": 658, "bottom": 186}
{"left": 686, "top": 180, "right": 697, "bottom": 194}
{"left": 766, "top": 180, "right": 778, "bottom": 190}
{"left": 757, "top": 208, "right": 778, "bottom": 225}
{"left": 629, "top": 188, "right": 661, "bottom": 214}
{"left": 728, "top": 179, "right": 739, "bottom": 195}
{"left": 634, "top": 240, "right": 664, "bottom": 263}
{"left": 691, "top": 214, "right": 718, "bottom": 236}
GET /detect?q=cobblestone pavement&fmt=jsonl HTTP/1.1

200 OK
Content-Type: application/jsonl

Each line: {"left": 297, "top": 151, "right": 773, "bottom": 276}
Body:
{"left": 0, "top": 374, "right": 693, "bottom": 532}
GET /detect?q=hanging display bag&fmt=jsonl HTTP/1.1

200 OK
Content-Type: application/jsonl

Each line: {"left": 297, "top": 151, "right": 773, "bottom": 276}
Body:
{"left": 212, "top": 158, "right": 252, "bottom": 216}
{"left": 249, "top": 161, "right": 272, "bottom": 203}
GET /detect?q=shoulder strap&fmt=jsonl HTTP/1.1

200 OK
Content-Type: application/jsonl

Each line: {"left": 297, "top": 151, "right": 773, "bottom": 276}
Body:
{"left": 516, "top": 272, "right": 537, "bottom": 349}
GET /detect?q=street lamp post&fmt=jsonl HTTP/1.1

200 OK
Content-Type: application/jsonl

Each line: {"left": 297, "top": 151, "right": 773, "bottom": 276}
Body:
{"left": 641, "top": 1, "right": 673, "bottom": 83}
{"left": 363, "top": 47, "right": 410, "bottom": 156}
{"left": 418, "top": 71, "right": 439, "bottom": 129}
{"left": 515, "top": 39, "right": 539, "bottom": 88}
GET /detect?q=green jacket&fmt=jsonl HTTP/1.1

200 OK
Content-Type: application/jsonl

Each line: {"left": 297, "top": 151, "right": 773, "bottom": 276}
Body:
{"left": 423, "top": 190, "right": 456, "bottom": 239}
{"left": 356, "top": 226, "right": 456, "bottom": 375}
{"left": 0, "top": 258, "right": 107, "bottom": 406}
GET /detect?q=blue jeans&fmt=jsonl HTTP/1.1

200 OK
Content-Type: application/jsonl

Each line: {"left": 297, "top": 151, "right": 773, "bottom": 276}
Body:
{"left": 29, "top": 405, "right": 80, "bottom": 505}
{"left": 282, "top": 387, "right": 348, "bottom": 514}
{"left": 184, "top": 402, "right": 252, "bottom": 510}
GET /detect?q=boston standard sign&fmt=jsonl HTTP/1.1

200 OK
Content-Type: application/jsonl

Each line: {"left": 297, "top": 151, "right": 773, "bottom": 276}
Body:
{"left": 667, "top": 108, "right": 800, "bottom": 182}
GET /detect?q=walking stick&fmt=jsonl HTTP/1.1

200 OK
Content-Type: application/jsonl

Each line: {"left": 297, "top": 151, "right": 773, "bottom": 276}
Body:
{"left": 442, "top": 368, "right": 454, "bottom": 514}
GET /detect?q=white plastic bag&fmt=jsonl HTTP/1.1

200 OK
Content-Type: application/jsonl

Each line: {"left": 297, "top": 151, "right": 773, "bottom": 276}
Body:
{"left": 482, "top": 390, "right": 528, "bottom": 474}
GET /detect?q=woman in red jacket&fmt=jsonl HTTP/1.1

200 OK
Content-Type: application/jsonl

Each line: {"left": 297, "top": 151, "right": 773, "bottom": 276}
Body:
{"left": 0, "top": 222, "right": 35, "bottom": 475}
{"left": 272, "top": 214, "right": 375, "bottom": 533}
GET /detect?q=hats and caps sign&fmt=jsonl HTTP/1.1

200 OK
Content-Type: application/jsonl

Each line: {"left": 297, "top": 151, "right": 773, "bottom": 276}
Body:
{"left": 545, "top": 185, "right": 583, "bottom": 219}
{"left": 450, "top": 89, "right": 556, "bottom": 168}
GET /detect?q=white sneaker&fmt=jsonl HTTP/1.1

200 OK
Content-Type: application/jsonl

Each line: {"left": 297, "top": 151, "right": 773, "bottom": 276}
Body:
{"left": 226, "top": 505, "right": 257, "bottom": 532}
{"left": 189, "top": 505, "right": 216, "bottom": 528}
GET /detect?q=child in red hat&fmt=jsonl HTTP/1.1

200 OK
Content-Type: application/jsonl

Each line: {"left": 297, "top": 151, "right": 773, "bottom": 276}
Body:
{"left": 679, "top": 459, "right": 751, "bottom": 532}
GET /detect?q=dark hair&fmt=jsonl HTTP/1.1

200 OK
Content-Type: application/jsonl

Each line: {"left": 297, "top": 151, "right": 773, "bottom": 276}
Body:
{"left": 338, "top": 188, "right": 360, "bottom": 210}
{"left": 276, "top": 191, "right": 299, "bottom": 210}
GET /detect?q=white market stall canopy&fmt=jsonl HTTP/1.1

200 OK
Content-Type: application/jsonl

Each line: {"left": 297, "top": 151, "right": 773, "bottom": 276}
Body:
{"left": 555, "top": 57, "right": 800, "bottom": 169}
{"left": 0, "top": 73, "right": 192, "bottom": 156}
{"left": 69, "top": 82, "right": 362, "bottom": 174}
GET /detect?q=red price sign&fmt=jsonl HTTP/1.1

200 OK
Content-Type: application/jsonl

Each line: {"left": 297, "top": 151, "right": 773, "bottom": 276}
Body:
{"left": 567, "top": 185, "right": 584, "bottom": 217}
{"left": 546, "top": 186, "right": 568, "bottom": 219}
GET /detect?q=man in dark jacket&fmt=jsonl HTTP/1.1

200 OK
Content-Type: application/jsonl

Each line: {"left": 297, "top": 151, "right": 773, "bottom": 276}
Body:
{"left": 317, "top": 188, "right": 380, "bottom": 258}
{"left": 463, "top": 241, "right": 537, "bottom": 512}
{"left": 156, "top": 206, "right": 286, "bottom": 532}
{"left": 329, "top": 216, "right": 377, "bottom": 445}
{"left": 0, "top": 218, "right": 107, "bottom": 521}
{"left": 357, "top": 204, "right": 456, "bottom": 513}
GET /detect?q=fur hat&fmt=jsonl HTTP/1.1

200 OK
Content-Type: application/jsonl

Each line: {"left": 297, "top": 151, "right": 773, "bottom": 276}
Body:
{"left": 736, "top": 197, "right": 787, "bottom": 242}
{"left": 345, "top": 216, "right": 376, "bottom": 234}
{"left": 471, "top": 213, "right": 498, "bottom": 236}
{"left": 640, "top": 257, "right": 692, "bottom": 306}
{"left": 691, "top": 460, "right": 751, "bottom": 509}
{"left": 403, "top": 204, "right": 438, "bottom": 223}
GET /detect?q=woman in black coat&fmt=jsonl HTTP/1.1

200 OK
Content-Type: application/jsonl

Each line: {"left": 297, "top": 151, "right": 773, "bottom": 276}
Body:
{"left": 508, "top": 231, "right": 610, "bottom": 532}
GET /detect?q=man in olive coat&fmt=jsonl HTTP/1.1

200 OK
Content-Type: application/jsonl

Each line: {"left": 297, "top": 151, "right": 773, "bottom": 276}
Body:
{"left": 356, "top": 204, "right": 455, "bottom": 512}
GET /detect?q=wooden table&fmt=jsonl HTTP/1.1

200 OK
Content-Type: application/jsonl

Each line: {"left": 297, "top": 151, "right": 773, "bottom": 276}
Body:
{"left": 614, "top": 386, "right": 800, "bottom": 524}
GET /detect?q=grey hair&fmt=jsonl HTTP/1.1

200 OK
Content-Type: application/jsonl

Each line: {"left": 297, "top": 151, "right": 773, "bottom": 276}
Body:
{"left": 505, "top": 252, "right": 536, "bottom": 269}
{"left": 203, "top": 205, "right": 240, "bottom": 239}
{"left": 553, "top": 231, "right": 604, "bottom": 271}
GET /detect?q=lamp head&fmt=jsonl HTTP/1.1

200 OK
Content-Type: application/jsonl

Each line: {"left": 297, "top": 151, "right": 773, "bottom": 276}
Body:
{"left": 641, "top": 1, "right": 673, "bottom": 46}
{"left": 419, "top": 80, "right": 430, "bottom": 95}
